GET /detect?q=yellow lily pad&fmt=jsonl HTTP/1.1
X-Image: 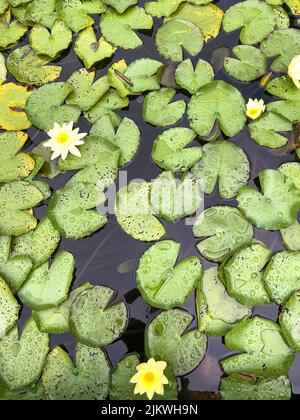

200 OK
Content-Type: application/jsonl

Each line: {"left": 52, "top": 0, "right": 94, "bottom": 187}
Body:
{"left": 0, "top": 83, "right": 32, "bottom": 131}
{"left": 0, "top": 52, "right": 6, "bottom": 85}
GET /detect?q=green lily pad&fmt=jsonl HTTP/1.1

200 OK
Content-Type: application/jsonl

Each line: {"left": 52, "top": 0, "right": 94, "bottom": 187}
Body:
{"left": 221, "top": 317, "right": 294, "bottom": 378}
{"left": 20, "top": 0, "right": 58, "bottom": 28}
{"left": 222, "top": 243, "right": 272, "bottom": 307}
{"left": 156, "top": 18, "right": 204, "bottom": 62}
{"left": 263, "top": 251, "right": 300, "bottom": 304}
{"left": 33, "top": 283, "right": 92, "bottom": 334}
{"left": 280, "top": 221, "right": 300, "bottom": 251}
{"left": 145, "top": 308, "right": 207, "bottom": 376}
{"left": 175, "top": 59, "right": 214, "bottom": 94}
{"left": 115, "top": 182, "right": 166, "bottom": 242}
{"left": 261, "top": 29, "right": 300, "bottom": 72}
{"left": 47, "top": 182, "right": 107, "bottom": 240}
{"left": 224, "top": 46, "right": 267, "bottom": 82}
{"left": 143, "top": 88, "right": 186, "bottom": 128}
{"left": 0, "top": 317, "right": 49, "bottom": 391}
{"left": 0, "top": 277, "right": 19, "bottom": 338}
{"left": 29, "top": 20, "right": 72, "bottom": 59}
{"left": 30, "top": 181, "right": 51, "bottom": 201}
{"left": 124, "top": 58, "right": 163, "bottom": 94}
{"left": 70, "top": 285, "right": 128, "bottom": 347}
{"left": 196, "top": 267, "right": 251, "bottom": 337}
{"left": 0, "top": 83, "right": 32, "bottom": 131}
{"left": 100, "top": 6, "right": 153, "bottom": 49}
{"left": 74, "top": 26, "right": 116, "bottom": 69}
{"left": 266, "top": 76, "right": 300, "bottom": 123}
{"left": 192, "top": 140, "right": 250, "bottom": 199}
{"left": 220, "top": 375, "right": 291, "bottom": 401}
{"left": 110, "top": 354, "right": 178, "bottom": 400}
{"left": 84, "top": 88, "right": 129, "bottom": 124}
{"left": 7, "top": 46, "right": 61, "bottom": 86}
{"left": 187, "top": 81, "right": 246, "bottom": 138}
{"left": 25, "top": 82, "right": 81, "bottom": 132}
{"left": 145, "top": 0, "right": 186, "bottom": 17}
{"left": 11, "top": 217, "right": 60, "bottom": 269}
{"left": 152, "top": 127, "right": 201, "bottom": 173}
{"left": 237, "top": 169, "right": 300, "bottom": 231}
{"left": 280, "top": 291, "right": 300, "bottom": 352}
{"left": 0, "top": 53, "right": 6, "bottom": 85}
{"left": 18, "top": 251, "right": 74, "bottom": 311}
{"left": 0, "top": 0, "right": 8, "bottom": 14}
{"left": 0, "top": 181, "right": 44, "bottom": 237}
{"left": 194, "top": 206, "right": 254, "bottom": 263}
{"left": 56, "top": 0, "right": 105, "bottom": 33}
{"left": 42, "top": 344, "right": 110, "bottom": 400}
{"left": 223, "top": 0, "right": 276, "bottom": 44}
{"left": 274, "top": 5, "right": 290, "bottom": 29}
{"left": 248, "top": 111, "right": 291, "bottom": 149}
{"left": 0, "top": 9, "right": 27, "bottom": 50}
{"left": 103, "top": 0, "right": 137, "bottom": 13}
{"left": 108, "top": 60, "right": 132, "bottom": 98}
{"left": 0, "top": 381, "right": 47, "bottom": 401}
{"left": 279, "top": 162, "right": 300, "bottom": 189}
{"left": 0, "top": 131, "right": 35, "bottom": 183}
{"left": 136, "top": 240, "right": 202, "bottom": 310}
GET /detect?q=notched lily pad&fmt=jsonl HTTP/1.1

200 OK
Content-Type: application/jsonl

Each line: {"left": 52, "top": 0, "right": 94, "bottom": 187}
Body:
{"left": 0, "top": 83, "right": 32, "bottom": 131}
{"left": 56, "top": 0, "right": 105, "bottom": 33}
{"left": 0, "top": 277, "right": 19, "bottom": 338}
{"left": 84, "top": 88, "right": 129, "bottom": 124}
{"left": 224, "top": 46, "right": 267, "bottom": 82}
{"left": 0, "top": 9, "right": 27, "bottom": 50}
{"left": 124, "top": 58, "right": 163, "bottom": 94}
{"left": 175, "top": 59, "right": 214, "bottom": 94}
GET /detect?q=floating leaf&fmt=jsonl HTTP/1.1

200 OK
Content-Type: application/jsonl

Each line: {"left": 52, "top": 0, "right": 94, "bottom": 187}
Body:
{"left": 280, "top": 221, "right": 300, "bottom": 251}
{"left": 0, "top": 9, "right": 27, "bottom": 50}
{"left": 42, "top": 345, "right": 110, "bottom": 400}
{"left": 263, "top": 251, "right": 300, "bottom": 304}
{"left": 0, "top": 0, "right": 8, "bottom": 14}
{"left": 20, "top": 0, "right": 58, "bottom": 28}
{"left": 175, "top": 59, "right": 214, "bottom": 94}
{"left": 143, "top": 88, "right": 186, "bottom": 128}
{"left": 151, "top": 127, "right": 202, "bottom": 172}
{"left": 107, "top": 60, "right": 131, "bottom": 98}
{"left": 136, "top": 240, "right": 202, "bottom": 309}
{"left": 100, "top": 6, "right": 153, "bottom": 49}
{"left": 56, "top": 0, "right": 105, "bottom": 33}
{"left": 25, "top": 82, "right": 81, "bottom": 132}
{"left": 0, "top": 317, "right": 49, "bottom": 391}
{"left": 0, "top": 53, "right": 6, "bottom": 85}
{"left": 193, "top": 206, "right": 254, "bottom": 263}
{"left": 156, "top": 19, "right": 203, "bottom": 62}
{"left": 70, "top": 285, "right": 128, "bottom": 347}
{"left": 0, "top": 277, "right": 19, "bottom": 338}
{"left": 196, "top": 267, "right": 251, "bottom": 336}
{"left": 74, "top": 26, "right": 116, "bottom": 69}
{"left": 84, "top": 88, "right": 129, "bottom": 124}
{"left": 0, "top": 381, "right": 47, "bottom": 401}
{"left": 192, "top": 140, "right": 250, "bottom": 199}
{"left": 248, "top": 112, "right": 291, "bottom": 149}
{"left": 29, "top": 20, "right": 72, "bottom": 59}
{"left": 103, "top": 0, "right": 137, "bottom": 13}
{"left": 124, "top": 58, "right": 163, "bottom": 94}
{"left": 115, "top": 182, "right": 166, "bottom": 242}
{"left": 280, "top": 291, "right": 300, "bottom": 352}
{"left": 223, "top": 0, "right": 276, "bottom": 44}
{"left": 18, "top": 251, "right": 74, "bottom": 311}
{"left": 224, "top": 46, "right": 267, "bottom": 82}
{"left": 47, "top": 182, "right": 107, "bottom": 240}
{"left": 145, "top": 308, "right": 207, "bottom": 376}
{"left": 266, "top": 76, "right": 300, "bottom": 123}
{"left": 237, "top": 169, "right": 300, "bottom": 231}
{"left": 7, "top": 46, "right": 61, "bottom": 86}
{"left": 0, "top": 83, "right": 32, "bottom": 131}
{"left": 187, "top": 81, "right": 246, "bottom": 138}
{"left": 220, "top": 375, "right": 291, "bottom": 401}
{"left": 221, "top": 243, "right": 272, "bottom": 307}
{"left": 274, "top": 5, "right": 290, "bottom": 28}
{"left": 221, "top": 317, "right": 294, "bottom": 378}
{"left": 278, "top": 162, "right": 300, "bottom": 189}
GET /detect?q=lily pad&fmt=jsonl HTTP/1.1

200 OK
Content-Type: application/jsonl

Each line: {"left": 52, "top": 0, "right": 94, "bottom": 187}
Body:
{"left": 280, "top": 221, "right": 300, "bottom": 251}
{"left": 175, "top": 59, "right": 214, "bottom": 94}
{"left": 74, "top": 26, "right": 116, "bottom": 69}
{"left": 223, "top": 0, "right": 276, "bottom": 44}
{"left": 100, "top": 6, "right": 153, "bottom": 49}
{"left": 18, "top": 251, "right": 74, "bottom": 311}
{"left": 237, "top": 169, "right": 300, "bottom": 231}
{"left": 29, "top": 20, "right": 72, "bottom": 59}
{"left": 124, "top": 58, "right": 163, "bottom": 94}
{"left": 221, "top": 317, "right": 294, "bottom": 378}
{"left": 224, "top": 46, "right": 267, "bottom": 82}
{"left": 47, "top": 182, "right": 107, "bottom": 240}
{"left": 25, "top": 82, "right": 81, "bottom": 132}
{"left": 7, "top": 46, "right": 61, "bottom": 86}
{"left": 0, "top": 277, "right": 19, "bottom": 338}
{"left": 279, "top": 162, "right": 300, "bottom": 189}
{"left": 280, "top": 291, "right": 300, "bottom": 352}
{"left": 20, "top": 0, "right": 58, "bottom": 28}
{"left": 266, "top": 76, "right": 300, "bottom": 123}
{"left": 0, "top": 317, "right": 49, "bottom": 391}
{"left": 0, "top": 381, "right": 47, "bottom": 401}
{"left": 193, "top": 206, "right": 254, "bottom": 263}
{"left": 143, "top": 88, "right": 186, "bottom": 128}
{"left": 222, "top": 243, "right": 272, "bottom": 307}
{"left": 115, "top": 182, "right": 166, "bottom": 242}
{"left": 187, "top": 81, "right": 246, "bottom": 138}
{"left": 156, "top": 19, "right": 204, "bottom": 62}
{"left": 103, "top": 0, "right": 137, "bottom": 13}
{"left": 42, "top": 345, "right": 110, "bottom": 400}
{"left": 0, "top": 9, "right": 27, "bottom": 50}
{"left": 151, "top": 127, "right": 201, "bottom": 172}
{"left": 196, "top": 267, "right": 251, "bottom": 337}
{"left": 70, "top": 285, "right": 128, "bottom": 347}
{"left": 0, "top": 83, "right": 32, "bottom": 131}
{"left": 136, "top": 240, "right": 202, "bottom": 310}
{"left": 0, "top": 53, "right": 6, "bottom": 85}
{"left": 56, "top": 0, "right": 105, "bottom": 33}
{"left": 192, "top": 141, "right": 250, "bottom": 199}
{"left": 84, "top": 88, "right": 129, "bottom": 124}
{"left": 145, "top": 308, "right": 207, "bottom": 376}
{"left": 263, "top": 251, "right": 300, "bottom": 304}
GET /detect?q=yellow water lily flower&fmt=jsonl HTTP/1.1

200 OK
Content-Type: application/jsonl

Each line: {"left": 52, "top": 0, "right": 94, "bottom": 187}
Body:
{"left": 246, "top": 98, "right": 266, "bottom": 120}
{"left": 288, "top": 55, "right": 300, "bottom": 89}
{"left": 43, "top": 122, "right": 87, "bottom": 160}
{"left": 130, "top": 358, "right": 169, "bottom": 400}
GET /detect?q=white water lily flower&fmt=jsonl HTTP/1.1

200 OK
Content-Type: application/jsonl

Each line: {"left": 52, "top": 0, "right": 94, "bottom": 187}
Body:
{"left": 246, "top": 98, "right": 266, "bottom": 120}
{"left": 288, "top": 55, "right": 300, "bottom": 89}
{"left": 43, "top": 122, "right": 87, "bottom": 160}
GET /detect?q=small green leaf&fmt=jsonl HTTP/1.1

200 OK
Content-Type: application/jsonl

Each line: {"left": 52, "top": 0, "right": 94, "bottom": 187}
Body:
{"left": 279, "top": 162, "right": 300, "bottom": 189}
{"left": 22, "top": 0, "right": 58, "bottom": 28}
{"left": 175, "top": 59, "right": 214, "bottom": 94}
{"left": 224, "top": 45, "right": 267, "bottom": 82}
{"left": 0, "top": 53, "right": 6, "bottom": 85}
{"left": 124, "top": 58, "right": 163, "bottom": 94}
{"left": 56, "top": 0, "right": 105, "bottom": 33}
{"left": 103, "top": 0, "right": 137, "bottom": 13}
{"left": 84, "top": 88, "right": 129, "bottom": 124}
{"left": 266, "top": 76, "right": 300, "bottom": 123}
{"left": 280, "top": 221, "right": 300, "bottom": 251}
{"left": 0, "top": 277, "right": 19, "bottom": 338}
{"left": 0, "top": 9, "right": 27, "bottom": 50}
{"left": 280, "top": 291, "right": 300, "bottom": 352}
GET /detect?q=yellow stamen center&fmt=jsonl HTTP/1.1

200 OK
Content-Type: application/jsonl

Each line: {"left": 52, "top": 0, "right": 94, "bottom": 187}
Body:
{"left": 56, "top": 132, "right": 70, "bottom": 144}
{"left": 143, "top": 372, "right": 156, "bottom": 385}
{"left": 248, "top": 108, "right": 259, "bottom": 118}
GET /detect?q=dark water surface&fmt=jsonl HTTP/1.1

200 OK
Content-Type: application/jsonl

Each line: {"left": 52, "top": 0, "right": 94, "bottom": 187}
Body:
{"left": 5, "top": 0, "right": 300, "bottom": 399}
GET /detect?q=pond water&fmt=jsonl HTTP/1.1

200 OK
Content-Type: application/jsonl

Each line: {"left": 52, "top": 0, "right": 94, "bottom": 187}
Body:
{"left": 6, "top": 0, "right": 300, "bottom": 399}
